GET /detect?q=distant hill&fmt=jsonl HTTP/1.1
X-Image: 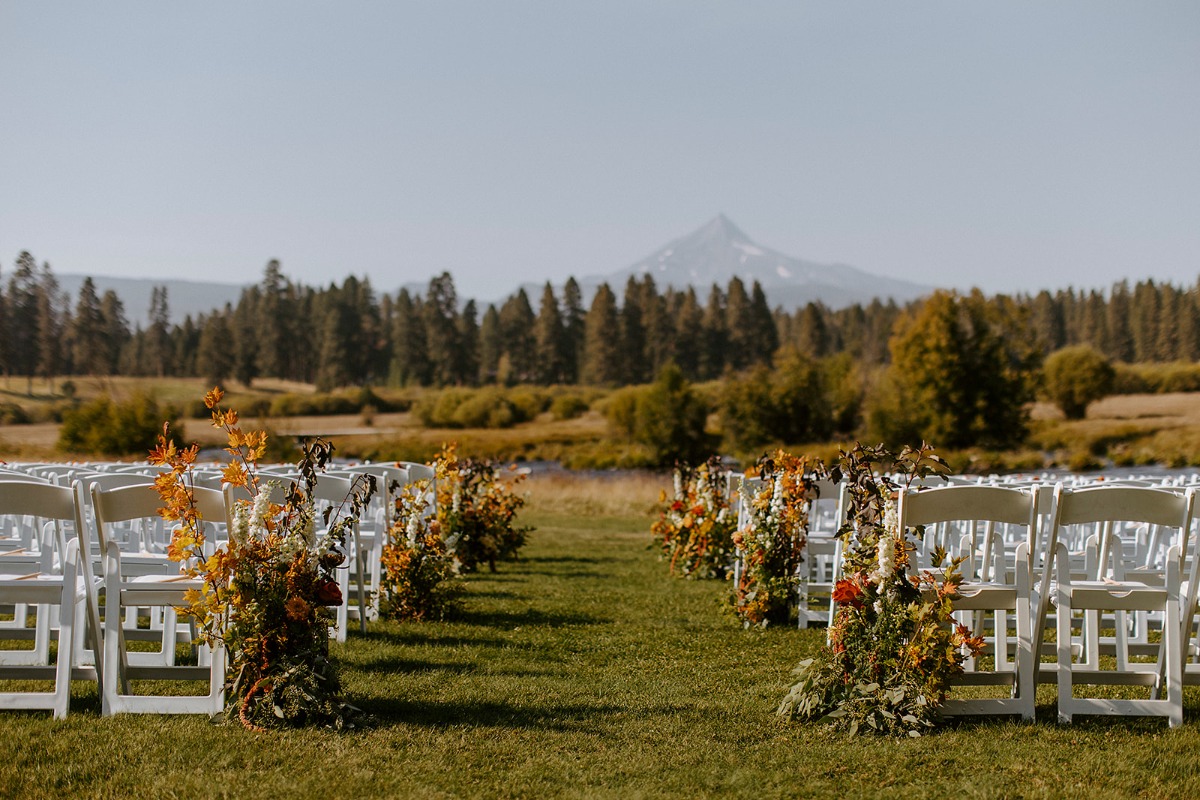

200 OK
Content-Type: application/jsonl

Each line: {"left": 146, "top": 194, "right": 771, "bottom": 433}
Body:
{"left": 56, "top": 274, "right": 247, "bottom": 325}
{"left": 55, "top": 216, "right": 933, "bottom": 321}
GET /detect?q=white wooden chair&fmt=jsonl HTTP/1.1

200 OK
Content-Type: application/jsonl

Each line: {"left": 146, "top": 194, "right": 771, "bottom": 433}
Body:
{"left": 0, "top": 481, "right": 98, "bottom": 718}
{"left": 898, "top": 483, "right": 1040, "bottom": 720}
{"left": 311, "top": 475, "right": 369, "bottom": 641}
{"left": 798, "top": 478, "right": 846, "bottom": 629}
{"left": 1044, "top": 485, "right": 1196, "bottom": 727}
{"left": 92, "top": 483, "right": 228, "bottom": 716}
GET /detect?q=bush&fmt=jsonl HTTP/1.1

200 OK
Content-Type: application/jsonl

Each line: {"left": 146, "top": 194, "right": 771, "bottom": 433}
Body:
{"left": 550, "top": 395, "right": 589, "bottom": 421}
{"left": 632, "top": 365, "right": 713, "bottom": 466}
{"left": 0, "top": 402, "right": 30, "bottom": 425}
{"left": 1042, "top": 345, "right": 1115, "bottom": 419}
{"left": 719, "top": 349, "right": 832, "bottom": 450}
{"left": 415, "top": 387, "right": 540, "bottom": 430}
{"left": 602, "top": 386, "right": 643, "bottom": 440}
{"left": 57, "top": 393, "right": 178, "bottom": 456}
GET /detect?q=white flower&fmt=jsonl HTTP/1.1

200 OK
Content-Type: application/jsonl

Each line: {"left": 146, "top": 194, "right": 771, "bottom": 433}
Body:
{"left": 406, "top": 511, "right": 421, "bottom": 547}
{"left": 673, "top": 470, "right": 684, "bottom": 502}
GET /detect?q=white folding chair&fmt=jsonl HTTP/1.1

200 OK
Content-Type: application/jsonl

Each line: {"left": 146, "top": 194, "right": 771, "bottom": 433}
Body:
{"left": 798, "top": 479, "right": 846, "bottom": 630}
{"left": 1043, "top": 485, "right": 1196, "bottom": 727}
{"left": 898, "top": 483, "right": 1040, "bottom": 720}
{"left": 92, "top": 483, "right": 228, "bottom": 716}
{"left": 0, "top": 481, "right": 98, "bottom": 718}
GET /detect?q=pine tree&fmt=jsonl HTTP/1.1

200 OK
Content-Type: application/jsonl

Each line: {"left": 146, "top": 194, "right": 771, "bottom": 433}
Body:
{"left": 561, "top": 277, "right": 586, "bottom": 384}
{"left": 457, "top": 299, "right": 480, "bottom": 385}
{"left": 196, "top": 310, "right": 234, "bottom": 385}
{"left": 424, "top": 273, "right": 462, "bottom": 386}
{"left": 582, "top": 283, "right": 623, "bottom": 386}
{"left": 231, "top": 287, "right": 260, "bottom": 386}
{"left": 498, "top": 289, "right": 537, "bottom": 384}
{"left": 641, "top": 276, "right": 675, "bottom": 377}
{"left": 7, "top": 252, "right": 41, "bottom": 393}
{"left": 255, "top": 260, "right": 288, "bottom": 379}
{"left": 146, "top": 286, "right": 171, "bottom": 378}
{"left": 99, "top": 290, "right": 130, "bottom": 375}
{"left": 70, "top": 277, "right": 106, "bottom": 375}
{"left": 391, "top": 290, "right": 432, "bottom": 386}
{"left": 672, "top": 288, "right": 704, "bottom": 380}
{"left": 477, "top": 304, "right": 502, "bottom": 384}
{"left": 1106, "top": 281, "right": 1134, "bottom": 362}
{"left": 796, "top": 302, "right": 830, "bottom": 358}
{"left": 533, "top": 283, "right": 566, "bottom": 384}
{"left": 620, "top": 276, "right": 648, "bottom": 384}
{"left": 699, "top": 284, "right": 728, "bottom": 379}
{"left": 36, "top": 261, "right": 66, "bottom": 388}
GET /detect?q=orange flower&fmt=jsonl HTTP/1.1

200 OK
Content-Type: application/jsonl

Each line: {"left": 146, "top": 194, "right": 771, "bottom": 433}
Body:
{"left": 285, "top": 596, "right": 311, "bottom": 622}
{"left": 832, "top": 578, "right": 864, "bottom": 608}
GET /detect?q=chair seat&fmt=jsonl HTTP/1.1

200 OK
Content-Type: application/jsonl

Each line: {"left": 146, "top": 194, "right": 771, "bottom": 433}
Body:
{"left": 1064, "top": 581, "right": 1167, "bottom": 611}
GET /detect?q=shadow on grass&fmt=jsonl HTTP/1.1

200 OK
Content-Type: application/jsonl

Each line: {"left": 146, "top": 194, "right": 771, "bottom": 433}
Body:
{"left": 351, "top": 630, "right": 517, "bottom": 650}
{"left": 343, "top": 657, "right": 478, "bottom": 675}
{"left": 451, "top": 607, "right": 609, "bottom": 628}
{"left": 368, "top": 698, "right": 626, "bottom": 730}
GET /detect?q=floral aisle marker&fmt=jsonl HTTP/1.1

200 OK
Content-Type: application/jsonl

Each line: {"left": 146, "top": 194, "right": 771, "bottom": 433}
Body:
{"left": 378, "top": 475, "right": 461, "bottom": 621}
{"left": 651, "top": 456, "right": 736, "bottom": 579}
{"left": 152, "top": 387, "right": 375, "bottom": 731}
{"left": 729, "top": 451, "right": 824, "bottom": 627}
{"left": 777, "top": 442, "right": 983, "bottom": 737}
{"left": 436, "top": 444, "right": 530, "bottom": 573}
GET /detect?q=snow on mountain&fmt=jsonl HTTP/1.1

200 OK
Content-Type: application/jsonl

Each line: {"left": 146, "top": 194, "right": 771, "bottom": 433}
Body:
{"left": 590, "top": 214, "right": 933, "bottom": 310}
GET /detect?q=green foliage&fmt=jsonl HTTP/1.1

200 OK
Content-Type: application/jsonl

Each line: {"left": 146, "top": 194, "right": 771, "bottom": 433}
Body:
{"left": 1042, "top": 345, "right": 1115, "bottom": 419}
{"left": 867, "top": 291, "right": 1041, "bottom": 449}
{"left": 549, "top": 394, "right": 589, "bottom": 420}
{"left": 0, "top": 402, "right": 30, "bottom": 425}
{"left": 719, "top": 349, "right": 833, "bottom": 450}
{"left": 601, "top": 386, "right": 643, "bottom": 439}
{"left": 1113, "top": 361, "right": 1200, "bottom": 395}
{"left": 56, "top": 392, "right": 178, "bottom": 456}
{"left": 414, "top": 386, "right": 544, "bottom": 429}
{"left": 627, "top": 365, "right": 713, "bottom": 467}
{"left": 268, "top": 389, "right": 405, "bottom": 418}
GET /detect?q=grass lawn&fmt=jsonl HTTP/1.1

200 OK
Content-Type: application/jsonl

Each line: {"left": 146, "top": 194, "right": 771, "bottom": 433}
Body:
{"left": 4, "top": 475, "right": 1200, "bottom": 798}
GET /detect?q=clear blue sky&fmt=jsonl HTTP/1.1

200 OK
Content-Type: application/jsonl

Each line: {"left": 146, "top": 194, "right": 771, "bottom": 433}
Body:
{"left": 2, "top": 2, "right": 1197, "bottom": 301}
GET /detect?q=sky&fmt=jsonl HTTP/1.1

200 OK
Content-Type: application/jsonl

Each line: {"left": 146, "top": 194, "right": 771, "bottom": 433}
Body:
{"left": 1, "top": 2, "right": 1197, "bottom": 302}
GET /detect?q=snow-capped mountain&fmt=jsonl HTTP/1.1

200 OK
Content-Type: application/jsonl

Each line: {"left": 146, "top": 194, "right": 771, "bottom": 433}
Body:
{"left": 592, "top": 214, "right": 932, "bottom": 309}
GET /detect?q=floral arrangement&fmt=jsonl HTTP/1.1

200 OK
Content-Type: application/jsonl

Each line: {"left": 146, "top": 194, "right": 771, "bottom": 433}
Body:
{"left": 152, "top": 387, "right": 375, "bottom": 730}
{"left": 650, "top": 457, "right": 736, "bottom": 579}
{"left": 777, "top": 442, "right": 983, "bottom": 736}
{"left": 378, "top": 477, "right": 460, "bottom": 621}
{"left": 436, "top": 444, "right": 530, "bottom": 573}
{"left": 728, "top": 451, "right": 823, "bottom": 627}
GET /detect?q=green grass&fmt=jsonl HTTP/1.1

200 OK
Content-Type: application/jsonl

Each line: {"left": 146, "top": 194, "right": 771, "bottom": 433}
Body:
{"left": 5, "top": 493, "right": 1200, "bottom": 798}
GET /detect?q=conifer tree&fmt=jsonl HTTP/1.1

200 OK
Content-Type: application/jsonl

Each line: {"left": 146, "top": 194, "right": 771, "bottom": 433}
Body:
{"left": 71, "top": 277, "right": 106, "bottom": 375}
{"left": 99, "top": 290, "right": 130, "bottom": 375}
{"left": 477, "top": 304, "right": 502, "bottom": 384}
{"left": 7, "top": 252, "right": 40, "bottom": 393}
{"left": 36, "top": 261, "right": 66, "bottom": 388}
{"left": 424, "top": 273, "right": 462, "bottom": 386}
{"left": 582, "top": 283, "right": 623, "bottom": 386}
{"left": 498, "top": 289, "right": 537, "bottom": 384}
{"left": 391, "top": 290, "right": 432, "bottom": 386}
{"left": 561, "top": 277, "right": 586, "bottom": 384}
{"left": 457, "top": 299, "right": 480, "bottom": 385}
{"left": 533, "top": 282, "right": 566, "bottom": 384}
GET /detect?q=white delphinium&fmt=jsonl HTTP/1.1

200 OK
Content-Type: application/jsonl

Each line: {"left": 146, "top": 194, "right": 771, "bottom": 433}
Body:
{"left": 229, "top": 503, "right": 250, "bottom": 547}
{"left": 872, "top": 494, "right": 899, "bottom": 609}
{"left": 249, "top": 482, "right": 274, "bottom": 541}
{"left": 405, "top": 505, "right": 422, "bottom": 547}
{"left": 673, "top": 469, "right": 684, "bottom": 503}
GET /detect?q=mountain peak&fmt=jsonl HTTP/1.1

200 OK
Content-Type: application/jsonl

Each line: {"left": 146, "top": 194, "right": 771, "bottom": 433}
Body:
{"left": 602, "top": 216, "right": 934, "bottom": 309}
{"left": 695, "top": 214, "right": 752, "bottom": 246}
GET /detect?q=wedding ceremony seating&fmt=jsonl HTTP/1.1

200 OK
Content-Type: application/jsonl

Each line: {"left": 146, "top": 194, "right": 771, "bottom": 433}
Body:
{"left": 897, "top": 483, "right": 1040, "bottom": 719}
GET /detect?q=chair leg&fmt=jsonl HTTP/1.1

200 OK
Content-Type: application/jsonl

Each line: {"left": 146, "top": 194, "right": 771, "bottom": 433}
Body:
{"left": 1057, "top": 588, "right": 1073, "bottom": 724}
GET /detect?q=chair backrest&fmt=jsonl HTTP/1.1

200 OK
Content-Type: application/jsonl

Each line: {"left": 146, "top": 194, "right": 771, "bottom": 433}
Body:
{"left": 898, "top": 484, "right": 1040, "bottom": 581}
{"left": 0, "top": 481, "right": 78, "bottom": 565}
{"left": 90, "top": 483, "right": 229, "bottom": 557}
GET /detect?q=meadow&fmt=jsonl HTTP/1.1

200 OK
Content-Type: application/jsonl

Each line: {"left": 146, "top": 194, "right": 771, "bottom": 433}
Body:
{"left": 3, "top": 474, "right": 1200, "bottom": 799}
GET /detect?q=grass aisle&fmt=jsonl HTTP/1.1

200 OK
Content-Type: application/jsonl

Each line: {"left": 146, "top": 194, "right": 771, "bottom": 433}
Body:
{"left": 6, "top": 478, "right": 1200, "bottom": 798}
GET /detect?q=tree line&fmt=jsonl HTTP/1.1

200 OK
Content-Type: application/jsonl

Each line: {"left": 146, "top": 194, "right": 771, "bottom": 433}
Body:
{"left": 4, "top": 251, "right": 1200, "bottom": 393}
